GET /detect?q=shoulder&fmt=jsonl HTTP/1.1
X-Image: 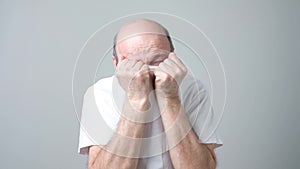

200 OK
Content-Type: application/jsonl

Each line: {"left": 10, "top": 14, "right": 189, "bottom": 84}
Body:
{"left": 84, "top": 76, "right": 114, "bottom": 97}
{"left": 93, "top": 76, "right": 114, "bottom": 91}
{"left": 180, "top": 74, "right": 208, "bottom": 98}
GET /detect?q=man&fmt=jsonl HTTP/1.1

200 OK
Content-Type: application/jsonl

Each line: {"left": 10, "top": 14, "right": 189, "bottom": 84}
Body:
{"left": 78, "top": 19, "right": 222, "bottom": 169}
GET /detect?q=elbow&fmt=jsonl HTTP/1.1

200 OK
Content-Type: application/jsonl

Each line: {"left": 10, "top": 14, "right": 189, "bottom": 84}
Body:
{"left": 207, "top": 151, "right": 217, "bottom": 169}
{"left": 209, "top": 159, "right": 217, "bottom": 169}
{"left": 88, "top": 161, "right": 96, "bottom": 169}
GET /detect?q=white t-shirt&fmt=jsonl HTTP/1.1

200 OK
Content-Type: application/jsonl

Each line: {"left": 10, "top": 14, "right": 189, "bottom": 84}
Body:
{"left": 78, "top": 74, "right": 222, "bottom": 168}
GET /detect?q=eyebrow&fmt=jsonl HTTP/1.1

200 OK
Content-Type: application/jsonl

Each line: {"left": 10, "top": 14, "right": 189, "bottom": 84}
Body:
{"left": 150, "top": 50, "right": 170, "bottom": 59}
{"left": 127, "top": 49, "right": 169, "bottom": 58}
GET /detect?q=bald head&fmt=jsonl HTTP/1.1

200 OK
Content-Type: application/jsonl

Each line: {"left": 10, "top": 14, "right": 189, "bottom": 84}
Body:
{"left": 112, "top": 19, "right": 174, "bottom": 65}
{"left": 116, "top": 19, "right": 169, "bottom": 42}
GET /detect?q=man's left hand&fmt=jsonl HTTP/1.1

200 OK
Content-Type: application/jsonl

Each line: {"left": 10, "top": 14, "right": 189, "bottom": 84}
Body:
{"left": 153, "top": 52, "right": 187, "bottom": 100}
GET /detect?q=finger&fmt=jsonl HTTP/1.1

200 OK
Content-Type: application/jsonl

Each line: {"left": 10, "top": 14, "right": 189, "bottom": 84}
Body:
{"left": 168, "top": 53, "right": 187, "bottom": 72}
{"left": 163, "top": 58, "right": 178, "bottom": 69}
{"left": 116, "top": 58, "right": 129, "bottom": 72}
{"left": 138, "top": 65, "right": 150, "bottom": 81}
{"left": 140, "top": 64, "right": 150, "bottom": 74}
{"left": 127, "top": 59, "right": 139, "bottom": 68}
{"left": 119, "top": 58, "right": 136, "bottom": 70}
{"left": 118, "top": 58, "right": 128, "bottom": 67}
{"left": 157, "top": 62, "right": 174, "bottom": 78}
{"left": 133, "top": 61, "right": 145, "bottom": 71}
{"left": 140, "top": 64, "right": 150, "bottom": 71}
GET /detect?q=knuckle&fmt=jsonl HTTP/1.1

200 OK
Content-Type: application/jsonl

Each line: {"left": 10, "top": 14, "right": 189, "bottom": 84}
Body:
{"left": 182, "top": 66, "right": 187, "bottom": 73}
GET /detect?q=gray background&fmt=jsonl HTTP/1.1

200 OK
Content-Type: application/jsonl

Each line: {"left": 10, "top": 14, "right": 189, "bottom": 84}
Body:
{"left": 1, "top": 0, "right": 299, "bottom": 169}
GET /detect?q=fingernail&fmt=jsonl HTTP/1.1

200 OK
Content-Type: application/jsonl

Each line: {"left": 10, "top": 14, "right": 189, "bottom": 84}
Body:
{"left": 169, "top": 52, "right": 176, "bottom": 57}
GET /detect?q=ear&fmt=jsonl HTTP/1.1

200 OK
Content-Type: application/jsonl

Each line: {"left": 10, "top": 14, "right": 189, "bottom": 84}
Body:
{"left": 112, "top": 55, "right": 117, "bottom": 68}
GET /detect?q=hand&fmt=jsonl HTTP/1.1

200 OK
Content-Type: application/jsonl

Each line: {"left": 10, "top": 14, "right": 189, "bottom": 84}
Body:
{"left": 115, "top": 59, "right": 152, "bottom": 111}
{"left": 153, "top": 53, "right": 187, "bottom": 99}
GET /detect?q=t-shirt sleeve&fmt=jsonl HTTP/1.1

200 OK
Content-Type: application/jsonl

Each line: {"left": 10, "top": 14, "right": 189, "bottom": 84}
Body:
{"left": 77, "top": 86, "right": 114, "bottom": 154}
{"left": 181, "top": 77, "right": 223, "bottom": 148}
{"left": 78, "top": 124, "right": 95, "bottom": 155}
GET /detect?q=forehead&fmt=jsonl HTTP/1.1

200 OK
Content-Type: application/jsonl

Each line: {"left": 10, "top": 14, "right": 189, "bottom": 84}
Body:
{"left": 116, "top": 34, "right": 171, "bottom": 57}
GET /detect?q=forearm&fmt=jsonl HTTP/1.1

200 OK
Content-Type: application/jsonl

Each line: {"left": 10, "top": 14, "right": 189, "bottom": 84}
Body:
{"left": 160, "top": 98, "right": 216, "bottom": 169}
{"left": 89, "top": 99, "right": 147, "bottom": 169}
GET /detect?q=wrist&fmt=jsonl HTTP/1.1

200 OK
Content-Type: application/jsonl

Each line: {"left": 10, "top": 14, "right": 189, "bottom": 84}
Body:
{"left": 127, "top": 90, "right": 150, "bottom": 112}
{"left": 128, "top": 97, "right": 150, "bottom": 112}
{"left": 157, "top": 96, "right": 181, "bottom": 119}
{"left": 122, "top": 98, "right": 149, "bottom": 124}
{"left": 160, "top": 98, "right": 185, "bottom": 129}
{"left": 157, "top": 95, "right": 181, "bottom": 108}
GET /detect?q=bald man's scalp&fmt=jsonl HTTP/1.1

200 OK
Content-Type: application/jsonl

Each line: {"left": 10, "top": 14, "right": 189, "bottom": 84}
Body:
{"left": 112, "top": 19, "right": 174, "bottom": 62}
{"left": 116, "top": 19, "right": 168, "bottom": 42}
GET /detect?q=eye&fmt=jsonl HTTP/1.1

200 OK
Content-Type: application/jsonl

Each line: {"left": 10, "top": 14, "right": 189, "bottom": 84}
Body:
{"left": 150, "top": 61, "right": 162, "bottom": 66}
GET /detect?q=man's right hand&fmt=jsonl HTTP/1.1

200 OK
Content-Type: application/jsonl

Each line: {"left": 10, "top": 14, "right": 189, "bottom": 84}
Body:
{"left": 115, "top": 59, "right": 152, "bottom": 112}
